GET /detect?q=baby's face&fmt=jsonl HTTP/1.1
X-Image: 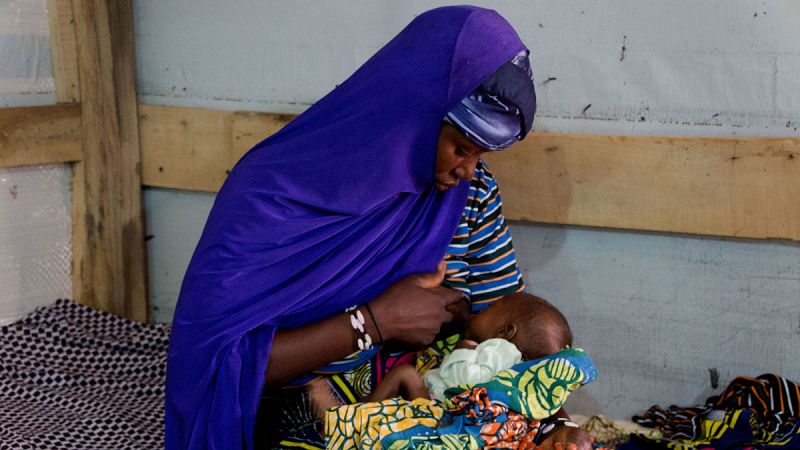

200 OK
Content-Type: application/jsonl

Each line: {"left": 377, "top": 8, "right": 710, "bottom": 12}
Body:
{"left": 463, "top": 297, "right": 516, "bottom": 343}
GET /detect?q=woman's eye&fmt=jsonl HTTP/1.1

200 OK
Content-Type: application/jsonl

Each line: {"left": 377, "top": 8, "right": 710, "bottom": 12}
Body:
{"left": 456, "top": 147, "right": 469, "bottom": 157}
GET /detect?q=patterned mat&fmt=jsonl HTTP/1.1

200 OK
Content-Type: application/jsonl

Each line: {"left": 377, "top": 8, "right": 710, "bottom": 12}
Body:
{"left": 0, "top": 299, "right": 169, "bottom": 450}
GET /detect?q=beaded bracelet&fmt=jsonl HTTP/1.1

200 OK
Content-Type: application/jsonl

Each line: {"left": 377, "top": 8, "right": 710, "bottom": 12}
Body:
{"left": 346, "top": 306, "right": 373, "bottom": 351}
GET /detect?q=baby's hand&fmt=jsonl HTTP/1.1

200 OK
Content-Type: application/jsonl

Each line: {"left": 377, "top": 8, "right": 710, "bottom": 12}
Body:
{"left": 364, "top": 364, "right": 429, "bottom": 402}
{"left": 394, "top": 364, "right": 429, "bottom": 400}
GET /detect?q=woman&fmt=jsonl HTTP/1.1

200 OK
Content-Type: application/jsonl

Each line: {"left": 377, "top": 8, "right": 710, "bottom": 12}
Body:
{"left": 166, "top": 6, "right": 588, "bottom": 450}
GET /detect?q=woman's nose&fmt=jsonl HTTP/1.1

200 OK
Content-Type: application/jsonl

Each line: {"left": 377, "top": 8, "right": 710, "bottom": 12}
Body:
{"left": 454, "top": 159, "right": 477, "bottom": 181}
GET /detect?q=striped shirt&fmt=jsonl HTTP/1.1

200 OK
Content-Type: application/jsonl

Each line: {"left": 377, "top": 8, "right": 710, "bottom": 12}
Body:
{"left": 443, "top": 160, "right": 525, "bottom": 311}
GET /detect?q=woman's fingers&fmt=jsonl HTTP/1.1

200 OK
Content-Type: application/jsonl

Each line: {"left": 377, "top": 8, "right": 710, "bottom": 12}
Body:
{"left": 444, "top": 292, "right": 470, "bottom": 322}
{"left": 435, "top": 287, "right": 465, "bottom": 322}
{"left": 370, "top": 263, "right": 469, "bottom": 347}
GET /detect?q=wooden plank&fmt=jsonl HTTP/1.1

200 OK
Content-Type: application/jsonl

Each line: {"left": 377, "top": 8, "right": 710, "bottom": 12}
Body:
{"left": 47, "top": 0, "right": 85, "bottom": 307}
{"left": 0, "top": 104, "right": 82, "bottom": 167}
{"left": 72, "top": 0, "right": 148, "bottom": 322}
{"left": 139, "top": 104, "right": 231, "bottom": 192}
{"left": 70, "top": 161, "right": 88, "bottom": 303}
{"left": 139, "top": 105, "right": 292, "bottom": 191}
{"left": 138, "top": 104, "right": 800, "bottom": 242}
{"left": 229, "top": 111, "right": 293, "bottom": 162}
{"left": 47, "top": 0, "right": 81, "bottom": 103}
{"left": 483, "top": 133, "right": 800, "bottom": 241}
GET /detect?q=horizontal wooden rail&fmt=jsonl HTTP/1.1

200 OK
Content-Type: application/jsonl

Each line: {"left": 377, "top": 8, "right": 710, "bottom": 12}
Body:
{"left": 0, "top": 104, "right": 82, "bottom": 168}
{"left": 3, "top": 103, "right": 797, "bottom": 241}
{"left": 138, "top": 105, "right": 800, "bottom": 242}
{"left": 138, "top": 104, "right": 291, "bottom": 191}
{"left": 483, "top": 133, "right": 800, "bottom": 241}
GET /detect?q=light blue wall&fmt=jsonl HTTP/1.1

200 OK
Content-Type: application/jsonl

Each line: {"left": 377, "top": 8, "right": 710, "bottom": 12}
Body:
{"left": 136, "top": 1, "right": 800, "bottom": 419}
{"left": 512, "top": 224, "right": 799, "bottom": 416}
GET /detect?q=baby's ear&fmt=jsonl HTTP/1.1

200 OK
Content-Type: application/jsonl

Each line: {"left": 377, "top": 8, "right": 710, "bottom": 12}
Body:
{"left": 497, "top": 323, "right": 517, "bottom": 340}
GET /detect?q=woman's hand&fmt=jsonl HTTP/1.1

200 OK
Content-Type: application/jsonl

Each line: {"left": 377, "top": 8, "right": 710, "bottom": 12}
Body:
{"left": 534, "top": 426, "right": 593, "bottom": 450}
{"left": 265, "top": 262, "right": 463, "bottom": 388}
{"left": 368, "top": 261, "right": 465, "bottom": 348}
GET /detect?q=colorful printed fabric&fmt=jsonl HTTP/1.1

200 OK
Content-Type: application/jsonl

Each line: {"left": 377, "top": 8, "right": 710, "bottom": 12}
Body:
{"left": 325, "top": 398, "right": 447, "bottom": 449}
{"left": 447, "top": 347, "right": 597, "bottom": 420}
{"left": 621, "top": 409, "right": 800, "bottom": 450}
{"left": 380, "top": 390, "right": 542, "bottom": 450}
{"left": 708, "top": 374, "right": 800, "bottom": 434}
{"left": 324, "top": 348, "right": 597, "bottom": 449}
{"left": 416, "top": 334, "right": 462, "bottom": 377}
{"left": 625, "top": 373, "right": 800, "bottom": 449}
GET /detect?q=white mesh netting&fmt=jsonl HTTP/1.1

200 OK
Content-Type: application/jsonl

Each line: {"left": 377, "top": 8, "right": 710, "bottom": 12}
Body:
{"left": 0, "top": 0, "right": 54, "bottom": 101}
{"left": 0, "top": 165, "right": 72, "bottom": 325}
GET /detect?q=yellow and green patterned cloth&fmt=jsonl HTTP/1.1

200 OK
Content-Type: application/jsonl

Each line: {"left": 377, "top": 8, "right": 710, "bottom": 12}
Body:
{"left": 325, "top": 347, "right": 597, "bottom": 449}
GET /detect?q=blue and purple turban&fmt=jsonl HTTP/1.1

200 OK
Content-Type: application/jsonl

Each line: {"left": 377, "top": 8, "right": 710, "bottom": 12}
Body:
{"left": 165, "top": 7, "right": 530, "bottom": 450}
{"left": 445, "top": 50, "right": 537, "bottom": 150}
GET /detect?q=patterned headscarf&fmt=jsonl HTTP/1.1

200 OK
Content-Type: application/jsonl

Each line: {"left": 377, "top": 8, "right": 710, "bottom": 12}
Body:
{"left": 445, "top": 50, "right": 536, "bottom": 150}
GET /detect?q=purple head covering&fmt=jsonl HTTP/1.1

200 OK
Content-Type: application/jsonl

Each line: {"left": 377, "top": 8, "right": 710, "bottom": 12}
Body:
{"left": 445, "top": 49, "right": 537, "bottom": 150}
{"left": 165, "top": 6, "right": 527, "bottom": 450}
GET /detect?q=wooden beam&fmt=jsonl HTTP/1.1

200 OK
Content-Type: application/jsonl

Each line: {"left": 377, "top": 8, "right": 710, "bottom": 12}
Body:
{"left": 139, "top": 105, "right": 230, "bottom": 192}
{"left": 139, "top": 104, "right": 291, "bottom": 192}
{"left": 47, "top": 0, "right": 81, "bottom": 103}
{"left": 483, "top": 133, "right": 800, "bottom": 241}
{"left": 138, "top": 105, "right": 800, "bottom": 242}
{"left": 0, "top": 104, "right": 82, "bottom": 167}
{"left": 72, "top": 0, "right": 147, "bottom": 322}
{"left": 46, "top": 0, "right": 87, "bottom": 306}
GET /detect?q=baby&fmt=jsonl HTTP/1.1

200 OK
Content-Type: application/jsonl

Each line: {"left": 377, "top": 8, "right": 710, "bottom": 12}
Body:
{"left": 361, "top": 292, "right": 573, "bottom": 403}
{"left": 317, "top": 292, "right": 592, "bottom": 449}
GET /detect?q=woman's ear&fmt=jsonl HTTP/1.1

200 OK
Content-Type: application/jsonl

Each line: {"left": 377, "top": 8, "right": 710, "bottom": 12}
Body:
{"left": 497, "top": 323, "right": 517, "bottom": 340}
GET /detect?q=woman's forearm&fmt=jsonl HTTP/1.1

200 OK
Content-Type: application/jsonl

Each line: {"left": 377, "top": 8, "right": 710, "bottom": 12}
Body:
{"left": 264, "top": 311, "right": 368, "bottom": 388}
{"left": 264, "top": 264, "right": 464, "bottom": 388}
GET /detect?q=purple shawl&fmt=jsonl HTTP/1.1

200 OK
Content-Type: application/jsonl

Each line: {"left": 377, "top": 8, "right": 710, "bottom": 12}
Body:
{"left": 165, "top": 6, "right": 526, "bottom": 449}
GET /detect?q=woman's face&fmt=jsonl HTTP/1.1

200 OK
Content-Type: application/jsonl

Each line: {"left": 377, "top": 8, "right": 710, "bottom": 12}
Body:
{"left": 434, "top": 124, "right": 487, "bottom": 191}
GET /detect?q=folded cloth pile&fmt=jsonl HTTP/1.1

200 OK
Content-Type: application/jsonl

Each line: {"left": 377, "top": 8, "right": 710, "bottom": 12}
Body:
{"left": 620, "top": 373, "right": 800, "bottom": 449}
{"left": 325, "top": 347, "right": 597, "bottom": 449}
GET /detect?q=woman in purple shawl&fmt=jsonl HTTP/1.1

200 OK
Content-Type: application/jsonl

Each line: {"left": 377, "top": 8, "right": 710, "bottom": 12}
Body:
{"left": 165, "top": 6, "right": 589, "bottom": 450}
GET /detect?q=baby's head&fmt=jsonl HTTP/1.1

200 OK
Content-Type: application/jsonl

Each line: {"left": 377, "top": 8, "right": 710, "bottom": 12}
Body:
{"left": 463, "top": 292, "right": 572, "bottom": 360}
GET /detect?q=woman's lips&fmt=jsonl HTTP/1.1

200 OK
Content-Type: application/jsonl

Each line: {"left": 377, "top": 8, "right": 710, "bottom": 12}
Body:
{"left": 436, "top": 181, "right": 457, "bottom": 190}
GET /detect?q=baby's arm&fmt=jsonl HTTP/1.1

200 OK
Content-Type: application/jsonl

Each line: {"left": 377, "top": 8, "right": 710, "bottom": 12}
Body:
{"left": 307, "top": 378, "right": 344, "bottom": 422}
{"left": 363, "top": 364, "right": 429, "bottom": 402}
